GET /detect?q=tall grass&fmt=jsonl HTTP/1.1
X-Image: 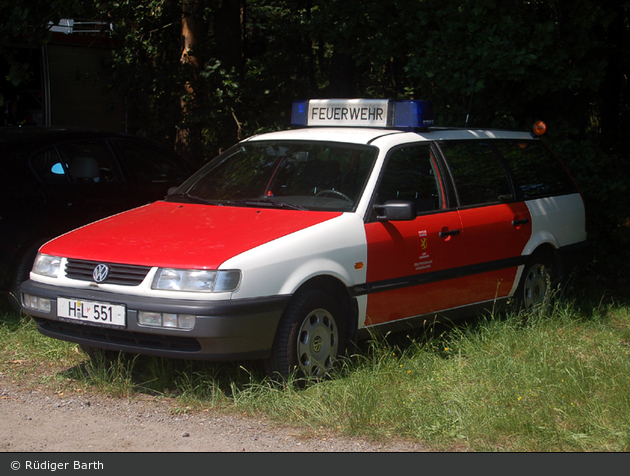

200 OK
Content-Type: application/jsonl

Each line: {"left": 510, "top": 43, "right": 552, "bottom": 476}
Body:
{"left": 2, "top": 294, "right": 629, "bottom": 451}
{"left": 227, "top": 300, "right": 630, "bottom": 451}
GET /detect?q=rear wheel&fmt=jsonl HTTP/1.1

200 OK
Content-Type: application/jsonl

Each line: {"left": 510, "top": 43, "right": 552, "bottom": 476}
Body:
{"left": 264, "top": 289, "right": 346, "bottom": 382}
{"left": 516, "top": 252, "right": 557, "bottom": 311}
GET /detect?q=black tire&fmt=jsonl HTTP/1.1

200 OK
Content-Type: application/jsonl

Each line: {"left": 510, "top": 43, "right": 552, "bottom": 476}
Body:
{"left": 8, "top": 241, "right": 47, "bottom": 312}
{"left": 264, "top": 289, "right": 347, "bottom": 381}
{"left": 515, "top": 251, "right": 557, "bottom": 311}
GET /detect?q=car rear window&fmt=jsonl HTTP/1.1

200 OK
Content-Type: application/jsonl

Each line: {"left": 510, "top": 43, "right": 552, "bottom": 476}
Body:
{"left": 494, "top": 141, "right": 576, "bottom": 199}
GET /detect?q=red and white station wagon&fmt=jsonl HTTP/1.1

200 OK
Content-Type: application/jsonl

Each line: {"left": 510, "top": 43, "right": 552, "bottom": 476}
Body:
{"left": 20, "top": 99, "right": 587, "bottom": 379}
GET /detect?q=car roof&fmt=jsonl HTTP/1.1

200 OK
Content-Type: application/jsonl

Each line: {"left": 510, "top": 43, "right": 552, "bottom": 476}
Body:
{"left": 244, "top": 127, "right": 402, "bottom": 145}
{"left": 243, "top": 126, "right": 537, "bottom": 146}
{"left": 0, "top": 127, "right": 154, "bottom": 151}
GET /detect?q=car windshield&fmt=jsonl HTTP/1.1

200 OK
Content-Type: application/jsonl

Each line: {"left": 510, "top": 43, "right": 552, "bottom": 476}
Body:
{"left": 168, "top": 140, "right": 378, "bottom": 212}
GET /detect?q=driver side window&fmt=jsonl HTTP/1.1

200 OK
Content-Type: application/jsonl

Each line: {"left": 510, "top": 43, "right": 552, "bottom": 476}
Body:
{"left": 376, "top": 145, "right": 442, "bottom": 214}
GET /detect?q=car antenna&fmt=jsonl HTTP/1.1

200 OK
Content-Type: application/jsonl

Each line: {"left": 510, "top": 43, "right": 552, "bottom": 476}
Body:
{"left": 464, "top": 70, "right": 479, "bottom": 129}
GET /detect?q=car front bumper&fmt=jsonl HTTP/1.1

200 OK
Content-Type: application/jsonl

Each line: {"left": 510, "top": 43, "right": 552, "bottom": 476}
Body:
{"left": 20, "top": 279, "right": 289, "bottom": 361}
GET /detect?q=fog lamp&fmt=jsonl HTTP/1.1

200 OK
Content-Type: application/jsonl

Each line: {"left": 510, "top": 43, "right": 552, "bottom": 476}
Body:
{"left": 162, "top": 313, "right": 179, "bottom": 328}
{"left": 138, "top": 311, "right": 196, "bottom": 330}
{"left": 22, "top": 294, "right": 51, "bottom": 313}
{"left": 138, "top": 311, "right": 162, "bottom": 327}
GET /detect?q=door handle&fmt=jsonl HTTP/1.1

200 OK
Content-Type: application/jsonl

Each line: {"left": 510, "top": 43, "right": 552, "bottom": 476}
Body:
{"left": 511, "top": 218, "right": 530, "bottom": 226}
{"left": 439, "top": 229, "right": 461, "bottom": 238}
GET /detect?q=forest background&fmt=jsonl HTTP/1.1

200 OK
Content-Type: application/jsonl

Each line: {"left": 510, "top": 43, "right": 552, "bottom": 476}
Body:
{"left": 2, "top": 0, "right": 630, "bottom": 282}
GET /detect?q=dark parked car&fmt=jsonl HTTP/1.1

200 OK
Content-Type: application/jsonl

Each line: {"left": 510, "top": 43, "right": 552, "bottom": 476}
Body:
{"left": 1, "top": 127, "right": 193, "bottom": 309}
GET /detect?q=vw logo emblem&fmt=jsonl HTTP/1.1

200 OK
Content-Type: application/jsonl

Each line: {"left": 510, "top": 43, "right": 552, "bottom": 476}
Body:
{"left": 312, "top": 335, "right": 323, "bottom": 353}
{"left": 93, "top": 264, "right": 110, "bottom": 283}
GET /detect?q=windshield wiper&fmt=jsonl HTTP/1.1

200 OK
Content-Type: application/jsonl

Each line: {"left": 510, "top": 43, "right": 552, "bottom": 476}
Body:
{"left": 168, "top": 194, "right": 308, "bottom": 210}
{"left": 167, "top": 193, "right": 220, "bottom": 206}
{"left": 227, "top": 198, "right": 308, "bottom": 211}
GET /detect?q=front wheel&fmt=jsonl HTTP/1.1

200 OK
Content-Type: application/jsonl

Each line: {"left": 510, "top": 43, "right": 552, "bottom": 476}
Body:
{"left": 264, "top": 289, "right": 346, "bottom": 381}
{"left": 9, "top": 241, "right": 48, "bottom": 311}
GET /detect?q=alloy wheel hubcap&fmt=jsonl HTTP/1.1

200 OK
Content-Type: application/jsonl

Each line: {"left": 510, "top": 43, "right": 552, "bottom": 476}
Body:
{"left": 297, "top": 308, "right": 338, "bottom": 377}
{"left": 523, "top": 263, "right": 548, "bottom": 309}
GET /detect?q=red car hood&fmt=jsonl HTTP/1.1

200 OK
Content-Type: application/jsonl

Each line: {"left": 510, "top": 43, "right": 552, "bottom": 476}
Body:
{"left": 41, "top": 201, "right": 341, "bottom": 269}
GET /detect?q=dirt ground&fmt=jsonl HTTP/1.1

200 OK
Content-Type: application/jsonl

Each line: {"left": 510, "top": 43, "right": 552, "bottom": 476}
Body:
{"left": 0, "top": 376, "right": 429, "bottom": 453}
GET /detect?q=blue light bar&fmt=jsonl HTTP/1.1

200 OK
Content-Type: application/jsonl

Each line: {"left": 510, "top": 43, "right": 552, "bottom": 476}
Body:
{"left": 392, "top": 100, "right": 435, "bottom": 129}
{"left": 291, "top": 100, "right": 309, "bottom": 126}
{"left": 290, "top": 99, "right": 434, "bottom": 129}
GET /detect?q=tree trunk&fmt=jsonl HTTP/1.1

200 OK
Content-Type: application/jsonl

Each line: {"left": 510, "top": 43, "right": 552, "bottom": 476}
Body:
{"left": 176, "top": 0, "right": 205, "bottom": 160}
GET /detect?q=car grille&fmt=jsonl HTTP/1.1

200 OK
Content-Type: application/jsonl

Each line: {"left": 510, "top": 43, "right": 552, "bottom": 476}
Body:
{"left": 34, "top": 318, "right": 202, "bottom": 353}
{"left": 65, "top": 259, "right": 151, "bottom": 286}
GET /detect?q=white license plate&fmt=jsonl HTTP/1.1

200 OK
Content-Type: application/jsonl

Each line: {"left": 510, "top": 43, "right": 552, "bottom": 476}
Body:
{"left": 57, "top": 297, "right": 126, "bottom": 327}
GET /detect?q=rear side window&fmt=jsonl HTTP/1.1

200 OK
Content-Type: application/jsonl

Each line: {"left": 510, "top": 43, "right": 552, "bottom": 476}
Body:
{"left": 439, "top": 141, "right": 513, "bottom": 207}
{"left": 494, "top": 141, "right": 576, "bottom": 199}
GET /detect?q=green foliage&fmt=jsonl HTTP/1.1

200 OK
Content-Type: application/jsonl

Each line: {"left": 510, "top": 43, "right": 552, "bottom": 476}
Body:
{"left": 2, "top": 0, "right": 629, "bottom": 251}
{"left": 400, "top": 0, "right": 611, "bottom": 128}
{"left": 102, "top": 1, "right": 187, "bottom": 139}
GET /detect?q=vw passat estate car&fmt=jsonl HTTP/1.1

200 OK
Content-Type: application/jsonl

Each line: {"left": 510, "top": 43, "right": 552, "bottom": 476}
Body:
{"left": 19, "top": 99, "right": 588, "bottom": 380}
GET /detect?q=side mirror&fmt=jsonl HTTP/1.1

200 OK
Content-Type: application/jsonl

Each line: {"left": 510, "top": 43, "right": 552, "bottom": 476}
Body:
{"left": 373, "top": 200, "right": 417, "bottom": 221}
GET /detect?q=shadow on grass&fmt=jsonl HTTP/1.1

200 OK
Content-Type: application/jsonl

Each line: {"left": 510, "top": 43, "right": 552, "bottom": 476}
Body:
{"left": 60, "top": 352, "right": 271, "bottom": 401}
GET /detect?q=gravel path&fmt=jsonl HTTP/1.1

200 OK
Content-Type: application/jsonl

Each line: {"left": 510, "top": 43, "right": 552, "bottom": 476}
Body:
{"left": 0, "top": 378, "right": 428, "bottom": 453}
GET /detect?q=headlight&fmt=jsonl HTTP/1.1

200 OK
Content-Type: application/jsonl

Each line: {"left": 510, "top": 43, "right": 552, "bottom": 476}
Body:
{"left": 32, "top": 253, "right": 61, "bottom": 278}
{"left": 152, "top": 268, "right": 241, "bottom": 293}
